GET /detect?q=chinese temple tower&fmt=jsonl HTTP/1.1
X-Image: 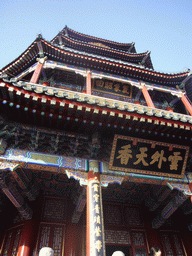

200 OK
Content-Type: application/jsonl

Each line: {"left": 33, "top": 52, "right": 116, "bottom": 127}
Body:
{"left": 0, "top": 26, "right": 192, "bottom": 256}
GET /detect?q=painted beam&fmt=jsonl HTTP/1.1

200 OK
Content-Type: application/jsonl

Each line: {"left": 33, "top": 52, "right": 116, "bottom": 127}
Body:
{"left": 71, "top": 187, "right": 86, "bottom": 224}
{"left": 0, "top": 149, "right": 190, "bottom": 186}
{"left": 152, "top": 190, "right": 188, "bottom": 229}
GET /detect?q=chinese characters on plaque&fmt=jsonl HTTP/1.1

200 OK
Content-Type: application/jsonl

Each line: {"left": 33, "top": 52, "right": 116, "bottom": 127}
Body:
{"left": 109, "top": 135, "right": 189, "bottom": 178}
{"left": 92, "top": 79, "right": 132, "bottom": 98}
{"left": 90, "top": 181, "right": 105, "bottom": 256}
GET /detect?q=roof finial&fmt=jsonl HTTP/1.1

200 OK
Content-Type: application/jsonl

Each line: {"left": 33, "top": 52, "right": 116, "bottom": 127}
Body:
{"left": 127, "top": 42, "right": 135, "bottom": 53}
{"left": 141, "top": 51, "right": 150, "bottom": 65}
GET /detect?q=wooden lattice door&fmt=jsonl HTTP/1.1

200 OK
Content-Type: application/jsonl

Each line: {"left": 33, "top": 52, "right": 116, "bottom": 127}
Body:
{"left": 160, "top": 232, "right": 186, "bottom": 256}
{"left": 0, "top": 226, "right": 22, "bottom": 256}
{"left": 35, "top": 224, "right": 65, "bottom": 256}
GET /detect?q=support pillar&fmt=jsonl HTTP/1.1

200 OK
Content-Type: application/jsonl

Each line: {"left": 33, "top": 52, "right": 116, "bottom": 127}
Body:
{"left": 141, "top": 84, "right": 155, "bottom": 108}
{"left": 181, "top": 94, "right": 192, "bottom": 116}
{"left": 17, "top": 219, "right": 37, "bottom": 256}
{"left": 30, "top": 57, "right": 47, "bottom": 84}
{"left": 86, "top": 71, "right": 92, "bottom": 95}
{"left": 87, "top": 160, "right": 105, "bottom": 256}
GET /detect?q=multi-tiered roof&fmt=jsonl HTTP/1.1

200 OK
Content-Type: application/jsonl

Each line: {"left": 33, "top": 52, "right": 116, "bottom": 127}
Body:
{"left": 0, "top": 26, "right": 192, "bottom": 166}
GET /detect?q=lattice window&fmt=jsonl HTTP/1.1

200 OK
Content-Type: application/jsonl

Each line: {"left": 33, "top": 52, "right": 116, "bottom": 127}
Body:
{"left": 1, "top": 227, "right": 22, "bottom": 256}
{"left": 104, "top": 204, "right": 122, "bottom": 225}
{"left": 42, "top": 198, "right": 66, "bottom": 221}
{"left": 2, "top": 232, "right": 13, "bottom": 256}
{"left": 172, "top": 234, "right": 184, "bottom": 256}
{"left": 105, "top": 230, "right": 116, "bottom": 244}
{"left": 37, "top": 224, "right": 65, "bottom": 256}
{"left": 52, "top": 227, "right": 63, "bottom": 256}
{"left": 39, "top": 226, "right": 51, "bottom": 249}
{"left": 132, "top": 232, "right": 145, "bottom": 246}
{"left": 105, "top": 230, "right": 131, "bottom": 245}
{"left": 161, "top": 234, "right": 174, "bottom": 256}
{"left": 124, "top": 206, "right": 142, "bottom": 226}
{"left": 117, "top": 231, "right": 131, "bottom": 245}
{"left": 11, "top": 229, "right": 22, "bottom": 256}
{"left": 161, "top": 232, "right": 185, "bottom": 256}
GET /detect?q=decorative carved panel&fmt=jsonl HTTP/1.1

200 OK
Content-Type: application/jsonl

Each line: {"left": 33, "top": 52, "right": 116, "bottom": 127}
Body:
{"left": 132, "top": 232, "right": 145, "bottom": 246}
{"left": 105, "top": 230, "right": 131, "bottom": 245}
{"left": 37, "top": 224, "right": 65, "bottom": 256}
{"left": 161, "top": 233, "right": 174, "bottom": 256}
{"left": 42, "top": 198, "right": 66, "bottom": 221}
{"left": 104, "top": 204, "right": 122, "bottom": 226}
{"left": 161, "top": 232, "right": 185, "bottom": 256}
{"left": 124, "top": 206, "right": 143, "bottom": 226}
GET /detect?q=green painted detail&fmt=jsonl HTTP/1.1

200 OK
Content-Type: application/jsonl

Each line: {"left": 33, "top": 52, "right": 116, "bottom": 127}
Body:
{"left": 85, "top": 159, "right": 89, "bottom": 172}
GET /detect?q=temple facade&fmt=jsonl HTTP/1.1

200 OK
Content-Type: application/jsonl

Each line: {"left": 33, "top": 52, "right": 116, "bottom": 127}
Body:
{"left": 0, "top": 26, "right": 192, "bottom": 256}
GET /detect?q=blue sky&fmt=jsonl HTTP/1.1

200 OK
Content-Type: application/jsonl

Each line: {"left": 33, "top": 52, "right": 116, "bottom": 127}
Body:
{"left": 1, "top": 0, "right": 191, "bottom": 73}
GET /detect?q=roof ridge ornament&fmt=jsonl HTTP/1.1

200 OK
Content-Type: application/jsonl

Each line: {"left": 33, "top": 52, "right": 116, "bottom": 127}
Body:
{"left": 127, "top": 42, "right": 135, "bottom": 53}
{"left": 140, "top": 51, "right": 151, "bottom": 65}
{"left": 36, "top": 34, "right": 42, "bottom": 40}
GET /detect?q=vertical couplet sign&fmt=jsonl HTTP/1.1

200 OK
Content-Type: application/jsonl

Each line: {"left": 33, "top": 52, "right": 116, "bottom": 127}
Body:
{"left": 88, "top": 179, "right": 105, "bottom": 256}
{"left": 109, "top": 135, "right": 189, "bottom": 178}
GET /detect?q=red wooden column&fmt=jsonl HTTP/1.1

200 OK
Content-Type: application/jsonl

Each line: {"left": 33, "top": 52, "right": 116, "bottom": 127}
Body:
{"left": 30, "top": 57, "right": 47, "bottom": 84}
{"left": 86, "top": 71, "right": 92, "bottom": 95}
{"left": 17, "top": 219, "right": 37, "bottom": 256}
{"left": 181, "top": 94, "right": 192, "bottom": 116}
{"left": 87, "top": 160, "right": 105, "bottom": 256}
{"left": 141, "top": 84, "right": 155, "bottom": 108}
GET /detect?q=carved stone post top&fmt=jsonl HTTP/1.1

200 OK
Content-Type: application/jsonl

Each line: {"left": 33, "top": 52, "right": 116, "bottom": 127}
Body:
{"left": 39, "top": 247, "right": 54, "bottom": 256}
